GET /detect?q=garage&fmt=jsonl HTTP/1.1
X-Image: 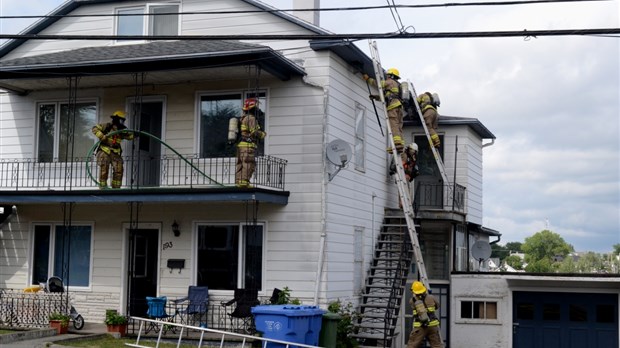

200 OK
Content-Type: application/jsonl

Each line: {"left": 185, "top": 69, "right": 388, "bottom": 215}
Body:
{"left": 513, "top": 291, "right": 618, "bottom": 348}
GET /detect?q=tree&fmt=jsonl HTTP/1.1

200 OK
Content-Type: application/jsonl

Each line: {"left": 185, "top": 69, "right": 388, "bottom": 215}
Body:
{"left": 557, "top": 256, "right": 577, "bottom": 273}
{"left": 613, "top": 244, "right": 620, "bottom": 256}
{"left": 505, "top": 242, "right": 523, "bottom": 253}
{"left": 521, "top": 230, "right": 573, "bottom": 273}
{"left": 504, "top": 255, "right": 524, "bottom": 270}
{"left": 575, "top": 252, "right": 605, "bottom": 273}
{"left": 491, "top": 243, "right": 509, "bottom": 259}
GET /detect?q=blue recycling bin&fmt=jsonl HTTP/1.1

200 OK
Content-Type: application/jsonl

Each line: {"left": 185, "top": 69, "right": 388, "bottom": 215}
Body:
{"left": 252, "top": 305, "right": 325, "bottom": 347}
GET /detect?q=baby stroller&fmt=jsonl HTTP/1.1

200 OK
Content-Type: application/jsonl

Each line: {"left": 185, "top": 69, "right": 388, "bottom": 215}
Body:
{"left": 43, "top": 276, "right": 85, "bottom": 330}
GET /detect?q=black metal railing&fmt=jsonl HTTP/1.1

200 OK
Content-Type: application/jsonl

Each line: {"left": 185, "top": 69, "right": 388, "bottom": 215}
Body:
{"left": 0, "top": 289, "right": 69, "bottom": 328}
{"left": 414, "top": 182, "right": 466, "bottom": 213}
{"left": 0, "top": 154, "right": 287, "bottom": 191}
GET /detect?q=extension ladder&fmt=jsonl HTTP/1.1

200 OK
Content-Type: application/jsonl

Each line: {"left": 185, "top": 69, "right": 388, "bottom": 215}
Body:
{"left": 368, "top": 39, "right": 444, "bottom": 343}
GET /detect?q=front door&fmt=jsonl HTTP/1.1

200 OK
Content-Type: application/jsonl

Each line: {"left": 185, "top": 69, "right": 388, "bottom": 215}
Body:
{"left": 413, "top": 134, "right": 444, "bottom": 209}
{"left": 127, "top": 228, "right": 159, "bottom": 317}
{"left": 128, "top": 100, "right": 163, "bottom": 187}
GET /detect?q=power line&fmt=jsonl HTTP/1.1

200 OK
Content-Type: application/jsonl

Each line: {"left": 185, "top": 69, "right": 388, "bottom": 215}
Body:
{"left": 0, "top": 0, "right": 611, "bottom": 20}
{"left": 1, "top": 28, "right": 618, "bottom": 41}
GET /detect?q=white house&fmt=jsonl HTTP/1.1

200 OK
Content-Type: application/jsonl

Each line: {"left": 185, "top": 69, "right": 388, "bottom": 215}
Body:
{"left": 0, "top": 1, "right": 501, "bottom": 346}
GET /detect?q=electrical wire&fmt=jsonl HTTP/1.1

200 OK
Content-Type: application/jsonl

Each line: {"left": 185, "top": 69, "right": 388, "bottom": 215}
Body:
{"left": 0, "top": 0, "right": 612, "bottom": 20}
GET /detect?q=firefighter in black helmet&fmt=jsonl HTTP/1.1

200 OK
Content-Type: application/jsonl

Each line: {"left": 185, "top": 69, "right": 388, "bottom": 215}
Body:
{"left": 92, "top": 110, "right": 134, "bottom": 189}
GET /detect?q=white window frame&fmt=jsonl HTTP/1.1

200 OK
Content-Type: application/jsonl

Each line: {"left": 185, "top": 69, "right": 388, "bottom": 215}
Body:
{"left": 456, "top": 298, "right": 500, "bottom": 324}
{"left": 115, "top": 3, "right": 180, "bottom": 43}
{"left": 192, "top": 221, "right": 266, "bottom": 295}
{"left": 354, "top": 102, "right": 366, "bottom": 172}
{"left": 29, "top": 222, "right": 94, "bottom": 290}
{"left": 35, "top": 99, "right": 98, "bottom": 162}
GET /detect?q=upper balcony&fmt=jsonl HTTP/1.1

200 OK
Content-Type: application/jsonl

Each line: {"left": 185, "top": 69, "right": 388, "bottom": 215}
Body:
{"left": 414, "top": 181, "right": 467, "bottom": 220}
{"left": 0, "top": 154, "right": 289, "bottom": 204}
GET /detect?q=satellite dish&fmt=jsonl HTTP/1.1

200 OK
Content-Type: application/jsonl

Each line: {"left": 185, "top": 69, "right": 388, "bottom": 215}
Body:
{"left": 326, "top": 139, "right": 352, "bottom": 166}
{"left": 471, "top": 241, "right": 492, "bottom": 261}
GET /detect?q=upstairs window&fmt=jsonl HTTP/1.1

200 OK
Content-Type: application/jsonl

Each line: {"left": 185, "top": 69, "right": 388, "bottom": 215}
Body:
{"left": 37, "top": 101, "right": 97, "bottom": 162}
{"left": 116, "top": 4, "right": 179, "bottom": 39}
{"left": 354, "top": 103, "right": 366, "bottom": 171}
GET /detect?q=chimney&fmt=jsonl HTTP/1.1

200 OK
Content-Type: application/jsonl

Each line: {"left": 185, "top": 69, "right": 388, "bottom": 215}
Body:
{"left": 293, "top": 0, "right": 320, "bottom": 26}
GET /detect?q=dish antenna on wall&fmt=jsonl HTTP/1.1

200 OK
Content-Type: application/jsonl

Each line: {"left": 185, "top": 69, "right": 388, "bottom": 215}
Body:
{"left": 472, "top": 240, "right": 492, "bottom": 270}
{"left": 326, "top": 139, "right": 352, "bottom": 181}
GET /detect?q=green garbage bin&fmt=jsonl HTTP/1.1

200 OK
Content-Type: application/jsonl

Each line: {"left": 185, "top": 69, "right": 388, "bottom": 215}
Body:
{"left": 319, "top": 312, "right": 341, "bottom": 348}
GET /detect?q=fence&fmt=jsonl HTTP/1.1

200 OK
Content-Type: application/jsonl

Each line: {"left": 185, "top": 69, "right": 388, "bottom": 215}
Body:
{"left": 0, "top": 154, "right": 287, "bottom": 191}
{"left": 0, "top": 289, "right": 69, "bottom": 328}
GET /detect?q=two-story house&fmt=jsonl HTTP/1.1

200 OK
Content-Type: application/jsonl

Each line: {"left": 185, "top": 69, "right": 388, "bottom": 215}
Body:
{"left": 0, "top": 0, "right": 501, "bottom": 346}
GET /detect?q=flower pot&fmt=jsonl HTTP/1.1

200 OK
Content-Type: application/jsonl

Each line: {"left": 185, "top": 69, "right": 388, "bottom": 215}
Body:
{"left": 107, "top": 323, "right": 127, "bottom": 337}
{"left": 49, "top": 320, "right": 69, "bottom": 334}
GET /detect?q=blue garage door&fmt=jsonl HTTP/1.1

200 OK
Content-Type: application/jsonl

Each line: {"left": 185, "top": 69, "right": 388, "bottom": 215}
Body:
{"left": 513, "top": 291, "right": 618, "bottom": 348}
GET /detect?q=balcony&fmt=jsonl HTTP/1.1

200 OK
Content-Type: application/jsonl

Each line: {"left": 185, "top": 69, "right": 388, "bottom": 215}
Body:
{"left": 0, "top": 154, "right": 287, "bottom": 192}
{"left": 414, "top": 182, "right": 467, "bottom": 215}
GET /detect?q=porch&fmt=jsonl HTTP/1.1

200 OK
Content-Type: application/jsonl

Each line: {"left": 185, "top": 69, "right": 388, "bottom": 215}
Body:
{"left": 414, "top": 182, "right": 467, "bottom": 214}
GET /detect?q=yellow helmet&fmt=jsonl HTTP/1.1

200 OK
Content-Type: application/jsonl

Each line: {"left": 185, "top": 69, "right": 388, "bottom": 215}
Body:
{"left": 387, "top": 68, "right": 400, "bottom": 79}
{"left": 111, "top": 110, "right": 126, "bottom": 120}
{"left": 411, "top": 281, "right": 426, "bottom": 294}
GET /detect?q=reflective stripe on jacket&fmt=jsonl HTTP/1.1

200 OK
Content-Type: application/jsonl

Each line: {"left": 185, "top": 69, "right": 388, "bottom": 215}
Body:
{"left": 417, "top": 93, "right": 436, "bottom": 113}
{"left": 412, "top": 295, "right": 440, "bottom": 327}
{"left": 367, "top": 77, "right": 402, "bottom": 110}
{"left": 237, "top": 113, "right": 266, "bottom": 149}
{"left": 92, "top": 122, "right": 133, "bottom": 155}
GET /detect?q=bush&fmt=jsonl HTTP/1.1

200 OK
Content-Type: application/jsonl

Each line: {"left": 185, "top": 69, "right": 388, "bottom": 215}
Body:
{"left": 327, "top": 300, "right": 360, "bottom": 348}
{"left": 104, "top": 310, "right": 128, "bottom": 325}
{"left": 49, "top": 312, "right": 70, "bottom": 327}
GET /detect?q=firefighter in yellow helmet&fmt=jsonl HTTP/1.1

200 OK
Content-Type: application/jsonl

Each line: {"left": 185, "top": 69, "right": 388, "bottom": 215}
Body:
{"left": 91, "top": 110, "right": 134, "bottom": 189}
{"left": 407, "top": 281, "right": 443, "bottom": 348}
{"left": 417, "top": 92, "right": 441, "bottom": 148}
{"left": 363, "top": 68, "right": 405, "bottom": 153}
{"left": 235, "top": 98, "right": 266, "bottom": 188}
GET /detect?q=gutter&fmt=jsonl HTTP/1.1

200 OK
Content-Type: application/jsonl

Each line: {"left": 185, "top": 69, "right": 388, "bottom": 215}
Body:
{"left": 483, "top": 139, "right": 495, "bottom": 148}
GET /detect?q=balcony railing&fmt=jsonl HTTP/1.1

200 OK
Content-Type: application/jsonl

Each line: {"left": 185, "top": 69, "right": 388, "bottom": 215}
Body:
{"left": 414, "top": 182, "right": 466, "bottom": 214}
{"left": 0, "top": 154, "right": 287, "bottom": 191}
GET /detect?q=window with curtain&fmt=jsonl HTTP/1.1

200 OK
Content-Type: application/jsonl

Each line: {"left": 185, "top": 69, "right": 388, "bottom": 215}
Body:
{"left": 196, "top": 223, "right": 264, "bottom": 290}
{"left": 37, "top": 102, "right": 97, "bottom": 162}
{"left": 31, "top": 224, "right": 92, "bottom": 287}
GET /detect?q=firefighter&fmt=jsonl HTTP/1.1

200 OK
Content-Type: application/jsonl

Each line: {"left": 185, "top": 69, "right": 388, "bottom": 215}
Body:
{"left": 390, "top": 143, "right": 419, "bottom": 181}
{"left": 363, "top": 68, "right": 405, "bottom": 153}
{"left": 407, "top": 281, "right": 443, "bottom": 348}
{"left": 91, "top": 110, "right": 134, "bottom": 189}
{"left": 417, "top": 92, "right": 441, "bottom": 148}
{"left": 235, "top": 98, "right": 266, "bottom": 188}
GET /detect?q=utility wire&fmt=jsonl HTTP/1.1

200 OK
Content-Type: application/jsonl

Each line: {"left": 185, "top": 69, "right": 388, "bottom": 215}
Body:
{"left": 2, "top": 28, "right": 618, "bottom": 41}
{"left": 0, "top": 0, "right": 611, "bottom": 20}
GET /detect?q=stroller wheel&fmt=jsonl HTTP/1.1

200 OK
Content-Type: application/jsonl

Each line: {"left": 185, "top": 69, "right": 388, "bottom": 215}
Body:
{"left": 73, "top": 315, "right": 85, "bottom": 330}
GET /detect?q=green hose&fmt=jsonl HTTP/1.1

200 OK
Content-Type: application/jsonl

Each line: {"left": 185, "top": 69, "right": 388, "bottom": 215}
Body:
{"left": 86, "top": 129, "right": 223, "bottom": 187}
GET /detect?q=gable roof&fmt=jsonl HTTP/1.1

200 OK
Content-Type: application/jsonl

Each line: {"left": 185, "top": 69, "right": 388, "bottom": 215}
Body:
{"left": 0, "top": 0, "right": 330, "bottom": 59}
{"left": 405, "top": 114, "right": 496, "bottom": 139}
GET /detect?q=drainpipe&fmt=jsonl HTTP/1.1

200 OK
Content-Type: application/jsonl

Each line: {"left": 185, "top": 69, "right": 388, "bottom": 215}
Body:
{"left": 482, "top": 139, "right": 495, "bottom": 148}
{"left": 313, "top": 84, "right": 329, "bottom": 305}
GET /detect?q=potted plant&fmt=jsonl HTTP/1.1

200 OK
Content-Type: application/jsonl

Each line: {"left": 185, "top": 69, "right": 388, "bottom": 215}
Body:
{"left": 104, "top": 309, "right": 128, "bottom": 337}
{"left": 49, "top": 312, "right": 70, "bottom": 334}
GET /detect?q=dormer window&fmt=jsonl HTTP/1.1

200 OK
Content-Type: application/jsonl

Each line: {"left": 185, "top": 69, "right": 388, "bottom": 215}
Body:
{"left": 116, "top": 3, "right": 179, "bottom": 40}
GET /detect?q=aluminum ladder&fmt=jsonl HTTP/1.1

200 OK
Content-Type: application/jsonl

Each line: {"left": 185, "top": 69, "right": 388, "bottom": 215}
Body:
{"left": 367, "top": 39, "right": 444, "bottom": 344}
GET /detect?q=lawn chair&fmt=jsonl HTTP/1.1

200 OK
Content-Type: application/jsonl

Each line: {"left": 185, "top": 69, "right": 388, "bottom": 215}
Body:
{"left": 269, "top": 288, "right": 283, "bottom": 304}
{"left": 145, "top": 296, "right": 174, "bottom": 334}
{"left": 221, "top": 288, "right": 259, "bottom": 333}
{"left": 172, "top": 286, "right": 209, "bottom": 328}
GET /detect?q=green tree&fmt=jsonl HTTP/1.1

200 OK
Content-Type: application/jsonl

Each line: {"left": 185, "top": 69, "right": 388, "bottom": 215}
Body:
{"left": 505, "top": 242, "right": 523, "bottom": 253}
{"left": 525, "top": 258, "right": 553, "bottom": 273}
{"left": 613, "top": 244, "right": 620, "bottom": 256}
{"left": 491, "top": 243, "right": 509, "bottom": 259}
{"left": 522, "top": 230, "right": 573, "bottom": 270}
{"left": 557, "top": 256, "right": 577, "bottom": 273}
{"left": 504, "top": 255, "right": 524, "bottom": 270}
{"left": 575, "top": 252, "right": 604, "bottom": 273}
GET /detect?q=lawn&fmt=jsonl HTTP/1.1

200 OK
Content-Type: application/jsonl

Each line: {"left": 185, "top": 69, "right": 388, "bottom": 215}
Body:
{"left": 56, "top": 335, "right": 206, "bottom": 348}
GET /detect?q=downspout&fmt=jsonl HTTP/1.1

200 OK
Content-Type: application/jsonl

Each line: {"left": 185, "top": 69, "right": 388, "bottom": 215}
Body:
{"left": 308, "top": 75, "right": 329, "bottom": 305}
{"left": 482, "top": 139, "right": 495, "bottom": 148}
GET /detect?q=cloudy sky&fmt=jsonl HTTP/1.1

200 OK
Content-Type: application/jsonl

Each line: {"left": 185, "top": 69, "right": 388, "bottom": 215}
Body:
{"left": 1, "top": 0, "right": 618, "bottom": 252}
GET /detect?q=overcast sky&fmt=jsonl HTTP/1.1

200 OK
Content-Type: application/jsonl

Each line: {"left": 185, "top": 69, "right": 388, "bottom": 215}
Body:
{"left": 1, "top": 0, "right": 618, "bottom": 252}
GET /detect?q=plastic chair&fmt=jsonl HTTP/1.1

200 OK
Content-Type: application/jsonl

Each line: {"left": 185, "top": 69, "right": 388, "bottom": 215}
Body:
{"left": 172, "top": 286, "right": 209, "bottom": 328}
{"left": 145, "top": 296, "right": 174, "bottom": 334}
{"left": 221, "top": 288, "right": 259, "bottom": 333}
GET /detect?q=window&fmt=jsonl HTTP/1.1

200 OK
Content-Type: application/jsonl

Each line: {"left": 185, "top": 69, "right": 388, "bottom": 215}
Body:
{"left": 354, "top": 103, "right": 366, "bottom": 171}
{"left": 454, "top": 224, "right": 467, "bottom": 271}
{"left": 37, "top": 102, "right": 97, "bottom": 162}
{"left": 461, "top": 300, "right": 497, "bottom": 320}
{"left": 198, "top": 92, "right": 266, "bottom": 157}
{"left": 543, "top": 303, "right": 561, "bottom": 320}
{"left": 31, "top": 224, "right": 92, "bottom": 287}
{"left": 116, "top": 4, "right": 179, "bottom": 39}
{"left": 195, "top": 223, "right": 263, "bottom": 290}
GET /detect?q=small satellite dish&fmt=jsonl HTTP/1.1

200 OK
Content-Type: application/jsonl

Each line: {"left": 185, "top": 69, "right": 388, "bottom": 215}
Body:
{"left": 471, "top": 240, "right": 492, "bottom": 261}
{"left": 326, "top": 139, "right": 352, "bottom": 166}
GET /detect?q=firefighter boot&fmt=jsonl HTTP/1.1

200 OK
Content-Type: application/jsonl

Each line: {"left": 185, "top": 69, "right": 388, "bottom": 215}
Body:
{"left": 431, "top": 134, "right": 441, "bottom": 148}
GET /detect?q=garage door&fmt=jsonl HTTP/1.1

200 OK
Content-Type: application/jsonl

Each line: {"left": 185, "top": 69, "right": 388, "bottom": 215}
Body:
{"left": 513, "top": 291, "right": 618, "bottom": 348}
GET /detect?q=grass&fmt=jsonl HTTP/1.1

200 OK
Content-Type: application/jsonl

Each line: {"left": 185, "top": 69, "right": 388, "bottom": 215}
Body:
{"left": 55, "top": 334, "right": 205, "bottom": 348}
{"left": 0, "top": 329, "right": 16, "bottom": 334}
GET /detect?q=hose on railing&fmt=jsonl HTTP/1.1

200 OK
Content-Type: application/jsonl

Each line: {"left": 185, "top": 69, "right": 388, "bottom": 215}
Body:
{"left": 86, "top": 129, "right": 223, "bottom": 187}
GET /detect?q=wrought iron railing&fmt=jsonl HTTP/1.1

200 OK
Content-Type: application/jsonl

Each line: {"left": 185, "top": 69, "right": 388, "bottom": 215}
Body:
{"left": 414, "top": 182, "right": 466, "bottom": 213}
{"left": 0, "top": 154, "right": 287, "bottom": 191}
